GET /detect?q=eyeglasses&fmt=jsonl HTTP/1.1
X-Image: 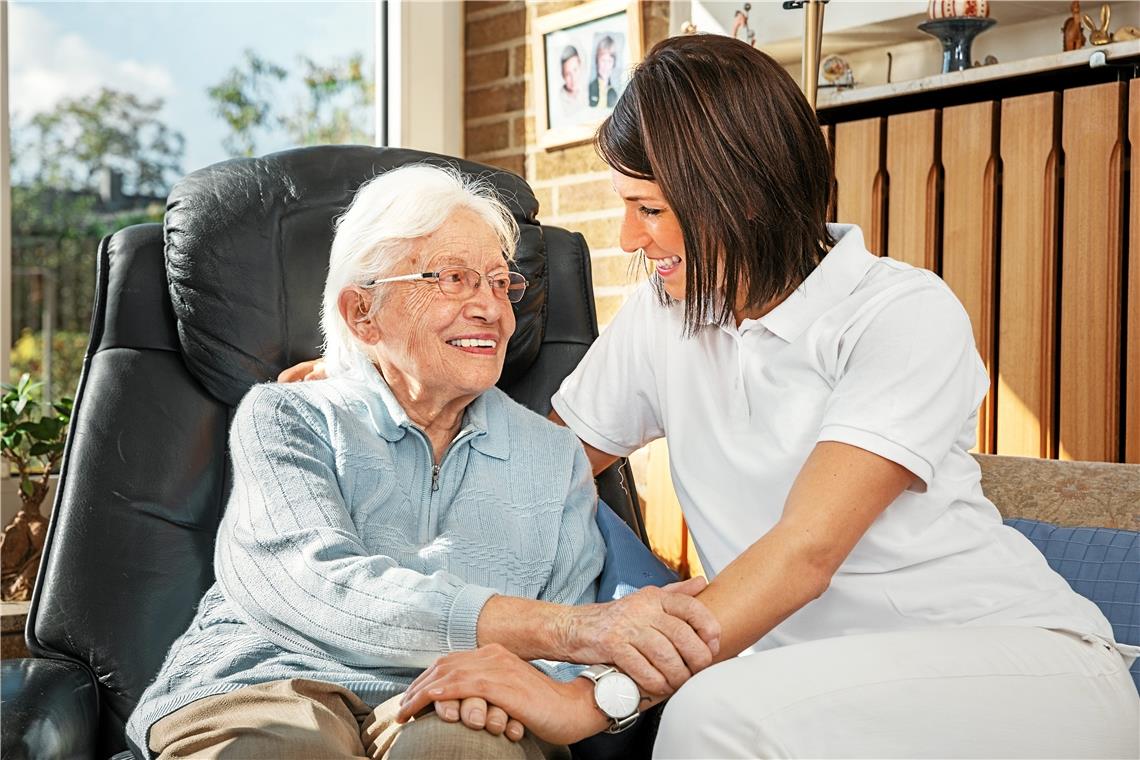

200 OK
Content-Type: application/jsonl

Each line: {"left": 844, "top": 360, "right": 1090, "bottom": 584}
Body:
{"left": 364, "top": 266, "right": 529, "bottom": 304}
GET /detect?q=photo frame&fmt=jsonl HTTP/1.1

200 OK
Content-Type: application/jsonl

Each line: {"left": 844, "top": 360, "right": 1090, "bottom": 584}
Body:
{"left": 532, "top": 0, "right": 644, "bottom": 150}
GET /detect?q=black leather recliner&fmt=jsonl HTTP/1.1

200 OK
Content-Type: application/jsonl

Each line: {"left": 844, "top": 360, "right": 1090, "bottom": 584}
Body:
{"left": 1, "top": 147, "right": 646, "bottom": 760}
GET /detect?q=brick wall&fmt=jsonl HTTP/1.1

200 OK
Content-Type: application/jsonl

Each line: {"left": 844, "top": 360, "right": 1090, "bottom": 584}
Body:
{"left": 465, "top": 1, "right": 699, "bottom": 575}
{"left": 465, "top": 0, "right": 670, "bottom": 328}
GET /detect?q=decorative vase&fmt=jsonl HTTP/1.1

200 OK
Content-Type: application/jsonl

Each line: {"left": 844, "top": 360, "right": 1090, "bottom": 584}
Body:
{"left": 919, "top": 17, "right": 997, "bottom": 73}
{"left": 927, "top": 0, "right": 990, "bottom": 19}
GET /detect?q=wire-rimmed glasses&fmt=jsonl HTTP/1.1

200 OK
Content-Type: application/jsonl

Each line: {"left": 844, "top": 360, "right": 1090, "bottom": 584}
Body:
{"left": 364, "top": 266, "right": 528, "bottom": 304}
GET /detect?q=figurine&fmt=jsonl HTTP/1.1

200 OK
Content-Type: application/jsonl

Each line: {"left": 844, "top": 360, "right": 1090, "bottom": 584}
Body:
{"left": 1062, "top": 0, "right": 1086, "bottom": 51}
{"left": 730, "top": 3, "right": 757, "bottom": 48}
{"left": 1083, "top": 3, "right": 1112, "bottom": 46}
{"left": 821, "top": 55, "right": 854, "bottom": 87}
{"left": 1113, "top": 25, "right": 1140, "bottom": 41}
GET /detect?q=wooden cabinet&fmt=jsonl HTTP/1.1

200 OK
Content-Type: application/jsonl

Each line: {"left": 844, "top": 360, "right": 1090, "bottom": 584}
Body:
{"left": 826, "top": 80, "right": 1137, "bottom": 462}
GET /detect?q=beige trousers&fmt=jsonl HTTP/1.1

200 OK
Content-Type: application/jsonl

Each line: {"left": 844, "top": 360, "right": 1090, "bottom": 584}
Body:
{"left": 148, "top": 678, "right": 570, "bottom": 760}
{"left": 655, "top": 626, "right": 1139, "bottom": 759}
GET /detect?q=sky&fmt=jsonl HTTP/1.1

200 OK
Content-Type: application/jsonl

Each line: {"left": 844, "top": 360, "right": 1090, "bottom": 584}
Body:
{"left": 9, "top": 0, "right": 376, "bottom": 184}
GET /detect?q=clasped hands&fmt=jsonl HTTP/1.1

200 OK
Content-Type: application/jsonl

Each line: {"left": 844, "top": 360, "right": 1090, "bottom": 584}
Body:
{"left": 388, "top": 577, "right": 720, "bottom": 745}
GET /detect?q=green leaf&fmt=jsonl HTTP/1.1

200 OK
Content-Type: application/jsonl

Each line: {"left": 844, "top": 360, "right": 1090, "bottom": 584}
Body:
{"left": 20, "top": 478, "right": 35, "bottom": 498}
{"left": 22, "top": 419, "right": 58, "bottom": 441}
{"left": 28, "top": 441, "right": 53, "bottom": 457}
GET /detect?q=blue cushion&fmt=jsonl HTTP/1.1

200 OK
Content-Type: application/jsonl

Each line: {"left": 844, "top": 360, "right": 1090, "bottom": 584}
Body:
{"left": 1004, "top": 518, "right": 1140, "bottom": 691}
{"left": 596, "top": 500, "right": 678, "bottom": 601}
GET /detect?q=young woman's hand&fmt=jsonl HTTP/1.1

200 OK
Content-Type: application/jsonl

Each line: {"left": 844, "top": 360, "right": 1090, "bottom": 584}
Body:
{"left": 277, "top": 359, "right": 326, "bottom": 382}
{"left": 431, "top": 696, "right": 526, "bottom": 741}
{"left": 397, "top": 644, "right": 608, "bottom": 745}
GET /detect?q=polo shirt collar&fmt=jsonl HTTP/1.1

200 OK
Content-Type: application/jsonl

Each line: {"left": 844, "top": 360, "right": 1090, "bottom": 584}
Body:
{"left": 348, "top": 353, "right": 507, "bottom": 459}
{"left": 754, "top": 224, "right": 875, "bottom": 342}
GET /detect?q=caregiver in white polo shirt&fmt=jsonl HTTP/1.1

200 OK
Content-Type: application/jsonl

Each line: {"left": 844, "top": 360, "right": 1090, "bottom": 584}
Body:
{"left": 550, "top": 36, "right": 1139, "bottom": 757}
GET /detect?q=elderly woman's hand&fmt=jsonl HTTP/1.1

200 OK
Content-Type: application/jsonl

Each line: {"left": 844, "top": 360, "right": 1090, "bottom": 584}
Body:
{"left": 560, "top": 576, "right": 720, "bottom": 696}
{"left": 277, "top": 359, "right": 327, "bottom": 382}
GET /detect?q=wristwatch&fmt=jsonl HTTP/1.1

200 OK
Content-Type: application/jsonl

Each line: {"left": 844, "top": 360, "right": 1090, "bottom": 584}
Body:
{"left": 578, "top": 664, "right": 641, "bottom": 733}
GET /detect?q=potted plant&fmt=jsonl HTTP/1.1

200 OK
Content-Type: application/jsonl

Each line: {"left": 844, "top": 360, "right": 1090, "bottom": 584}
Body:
{"left": 1, "top": 374, "right": 72, "bottom": 601}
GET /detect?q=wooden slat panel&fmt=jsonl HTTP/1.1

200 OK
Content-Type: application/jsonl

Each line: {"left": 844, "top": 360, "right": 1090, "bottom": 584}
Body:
{"left": 1128, "top": 80, "right": 1140, "bottom": 464}
{"left": 822, "top": 124, "right": 836, "bottom": 223}
{"left": 834, "top": 117, "right": 884, "bottom": 254}
{"left": 997, "top": 93, "right": 1060, "bottom": 458}
{"left": 644, "top": 439, "right": 685, "bottom": 572}
{"left": 886, "top": 109, "right": 940, "bottom": 269}
{"left": 1058, "top": 82, "right": 1126, "bottom": 462}
{"left": 941, "top": 101, "right": 998, "bottom": 453}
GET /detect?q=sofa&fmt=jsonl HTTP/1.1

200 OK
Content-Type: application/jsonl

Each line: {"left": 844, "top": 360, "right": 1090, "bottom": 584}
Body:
{"left": 976, "top": 454, "right": 1140, "bottom": 690}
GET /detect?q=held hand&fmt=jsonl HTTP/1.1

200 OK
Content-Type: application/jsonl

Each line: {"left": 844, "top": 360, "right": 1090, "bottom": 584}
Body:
{"left": 277, "top": 359, "right": 327, "bottom": 382}
{"left": 397, "top": 644, "right": 605, "bottom": 745}
{"left": 559, "top": 576, "right": 720, "bottom": 695}
{"left": 432, "top": 697, "right": 526, "bottom": 742}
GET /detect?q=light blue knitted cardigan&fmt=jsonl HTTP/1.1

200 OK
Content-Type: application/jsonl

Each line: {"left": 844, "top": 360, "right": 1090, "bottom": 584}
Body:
{"left": 126, "top": 361, "right": 605, "bottom": 755}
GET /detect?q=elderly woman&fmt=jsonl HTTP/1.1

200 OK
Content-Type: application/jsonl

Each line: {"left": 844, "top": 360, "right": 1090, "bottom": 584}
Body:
{"left": 126, "top": 165, "right": 719, "bottom": 760}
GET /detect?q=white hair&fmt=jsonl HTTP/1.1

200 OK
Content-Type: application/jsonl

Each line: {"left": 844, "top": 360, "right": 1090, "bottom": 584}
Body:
{"left": 320, "top": 164, "right": 520, "bottom": 375}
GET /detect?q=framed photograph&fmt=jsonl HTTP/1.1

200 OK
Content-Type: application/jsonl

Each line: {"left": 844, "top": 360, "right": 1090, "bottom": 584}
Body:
{"left": 532, "top": 0, "right": 644, "bottom": 150}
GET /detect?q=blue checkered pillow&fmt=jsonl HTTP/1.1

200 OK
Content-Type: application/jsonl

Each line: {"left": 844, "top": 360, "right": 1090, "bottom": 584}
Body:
{"left": 1004, "top": 518, "right": 1140, "bottom": 691}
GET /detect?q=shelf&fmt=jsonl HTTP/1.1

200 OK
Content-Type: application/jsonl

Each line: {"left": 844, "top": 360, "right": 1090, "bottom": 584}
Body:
{"left": 817, "top": 39, "right": 1140, "bottom": 110}
{"left": 689, "top": 0, "right": 1076, "bottom": 64}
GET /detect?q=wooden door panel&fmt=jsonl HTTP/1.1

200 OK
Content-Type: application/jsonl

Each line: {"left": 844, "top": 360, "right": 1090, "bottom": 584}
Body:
{"left": 942, "top": 101, "right": 998, "bottom": 453}
{"left": 834, "top": 118, "right": 885, "bottom": 254}
{"left": 1127, "top": 80, "right": 1140, "bottom": 463}
{"left": 997, "top": 93, "right": 1060, "bottom": 458}
{"left": 886, "top": 110, "right": 940, "bottom": 270}
{"left": 1058, "top": 82, "right": 1126, "bottom": 462}
{"left": 822, "top": 124, "right": 836, "bottom": 223}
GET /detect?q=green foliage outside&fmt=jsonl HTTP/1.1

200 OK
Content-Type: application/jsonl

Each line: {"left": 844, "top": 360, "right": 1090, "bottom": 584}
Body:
{"left": 9, "top": 49, "right": 371, "bottom": 424}
{"left": 16, "top": 87, "right": 185, "bottom": 196}
{"left": 208, "top": 49, "right": 373, "bottom": 158}
{"left": 8, "top": 330, "right": 90, "bottom": 400}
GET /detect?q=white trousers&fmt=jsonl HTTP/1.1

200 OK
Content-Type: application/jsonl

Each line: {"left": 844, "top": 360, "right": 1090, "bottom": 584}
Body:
{"left": 653, "top": 626, "right": 1139, "bottom": 759}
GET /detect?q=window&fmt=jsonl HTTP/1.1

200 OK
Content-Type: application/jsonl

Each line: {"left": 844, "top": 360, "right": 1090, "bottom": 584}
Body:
{"left": 5, "top": 1, "right": 377, "bottom": 402}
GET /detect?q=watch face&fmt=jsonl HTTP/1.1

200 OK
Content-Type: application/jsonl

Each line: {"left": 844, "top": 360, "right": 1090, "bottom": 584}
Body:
{"left": 595, "top": 673, "right": 640, "bottom": 719}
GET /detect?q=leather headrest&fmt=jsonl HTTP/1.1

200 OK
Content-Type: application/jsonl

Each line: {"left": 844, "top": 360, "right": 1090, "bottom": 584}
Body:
{"left": 165, "top": 145, "right": 546, "bottom": 407}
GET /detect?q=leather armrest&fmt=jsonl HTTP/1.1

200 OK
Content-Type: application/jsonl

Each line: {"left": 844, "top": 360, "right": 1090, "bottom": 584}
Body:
{"left": 1, "top": 658, "right": 99, "bottom": 760}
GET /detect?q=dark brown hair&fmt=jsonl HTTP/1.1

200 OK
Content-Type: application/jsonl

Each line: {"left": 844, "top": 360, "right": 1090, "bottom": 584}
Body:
{"left": 597, "top": 35, "right": 834, "bottom": 332}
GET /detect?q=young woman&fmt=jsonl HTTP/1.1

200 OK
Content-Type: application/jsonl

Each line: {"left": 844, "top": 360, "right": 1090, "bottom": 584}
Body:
{"left": 396, "top": 35, "right": 1139, "bottom": 758}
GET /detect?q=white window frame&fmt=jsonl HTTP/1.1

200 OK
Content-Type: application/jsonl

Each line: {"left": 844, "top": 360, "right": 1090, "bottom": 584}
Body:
{"left": 1, "top": 1, "right": 11, "bottom": 389}
{"left": 382, "top": 0, "right": 463, "bottom": 155}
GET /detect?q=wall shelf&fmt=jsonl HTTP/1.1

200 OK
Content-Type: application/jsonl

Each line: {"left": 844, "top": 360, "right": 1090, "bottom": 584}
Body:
{"left": 819, "top": 39, "right": 1140, "bottom": 109}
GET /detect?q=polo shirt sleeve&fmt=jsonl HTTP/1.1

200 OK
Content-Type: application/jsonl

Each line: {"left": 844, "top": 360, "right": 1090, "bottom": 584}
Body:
{"left": 817, "top": 279, "right": 988, "bottom": 490}
{"left": 551, "top": 283, "right": 665, "bottom": 457}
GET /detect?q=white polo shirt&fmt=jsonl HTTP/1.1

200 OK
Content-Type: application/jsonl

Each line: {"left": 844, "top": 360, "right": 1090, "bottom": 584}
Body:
{"left": 553, "top": 224, "right": 1116, "bottom": 651}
